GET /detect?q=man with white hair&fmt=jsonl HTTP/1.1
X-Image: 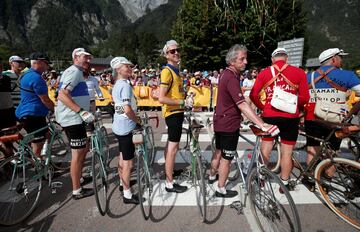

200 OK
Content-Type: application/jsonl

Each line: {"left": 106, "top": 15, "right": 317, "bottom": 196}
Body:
{"left": 56, "top": 48, "right": 95, "bottom": 200}
{"left": 158, "top": 39, "right": 193, "bottom": 193}
{"left": 15, "top": 52, "right": 55, "bottom": 160}
{"left": 209, "top": 44, "right": 279, "bottom": 198}
{"left": 304, "top": 48, "right": 360, "bottom": 173}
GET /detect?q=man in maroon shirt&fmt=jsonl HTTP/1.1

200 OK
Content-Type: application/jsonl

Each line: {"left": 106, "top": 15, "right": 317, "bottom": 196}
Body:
{"left": 250, "top": 48, "right": 309, "bottom": 192}
{"left": 209, "top": 44, "right": 279, "bottom": 198}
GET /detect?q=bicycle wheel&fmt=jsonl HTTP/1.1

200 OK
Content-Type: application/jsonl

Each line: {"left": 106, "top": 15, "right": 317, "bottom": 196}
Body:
{"left": 99, "top": 126, "right": 110, "bottom": 166}
{"left": 145, "top": 126, "right": 155, "bottom": 165}
{"left": 248, "top": 167, "right": 301, "bottom": 232}
{"left": 51, "top": 134, "right": 71, "bottom": 170}
{"left": 137, "top": 147, "right": 153, "bottom": 220}
{"left": 0, "top": 155, "right": 42, "bottom": 225}
{"left": 194, "top": 152, "right": 207, "bottom": 222}
{"left": 92, "top": 150, "right": 108, "bottom": 216}
{"left": 314, "top": 157, "right": 360, "bottom": 230}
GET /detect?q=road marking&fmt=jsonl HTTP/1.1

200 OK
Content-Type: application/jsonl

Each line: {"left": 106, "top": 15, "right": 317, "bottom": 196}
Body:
{"left": 145, "top": 179, "right": 321, "bottom": 206}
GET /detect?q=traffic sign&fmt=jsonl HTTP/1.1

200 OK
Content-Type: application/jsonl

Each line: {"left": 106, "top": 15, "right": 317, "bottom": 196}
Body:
{"left": 278, "top": 38, "right": 305, "bottom": 67}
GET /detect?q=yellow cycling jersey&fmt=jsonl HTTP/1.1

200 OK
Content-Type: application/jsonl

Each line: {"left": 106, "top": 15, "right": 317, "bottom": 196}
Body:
{"left": 160, "top": 67, "right": 185, "bottom": 118}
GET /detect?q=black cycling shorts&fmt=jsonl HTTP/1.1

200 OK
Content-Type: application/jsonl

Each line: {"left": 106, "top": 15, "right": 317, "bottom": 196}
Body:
{"left": 262, "top": 117, "right": 300, "bottom": 145}
{"left": 19, "top": 116, "right": 47, "bottom": 143}
{"left": 165, "top": 113, "right": 184, "bottom": 143}
{"left": 304, "top": 120, "right": 342, "bottom": 150}
{"left": 63, "top": 123, "right": 87, "bottom": 149}
{"left": 115, "top": 133, "right": 135, "bottom": 160}
{"left": 215, "top": 129, "right": 239, "bottom": 160}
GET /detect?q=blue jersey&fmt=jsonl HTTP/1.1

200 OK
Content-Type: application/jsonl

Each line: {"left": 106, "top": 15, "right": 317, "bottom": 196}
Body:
{"left": 307, "top": 65, "right": 360, "bottom": 104}
{"left": 112, "top": 79, "right": 137, "bottom": 136}
{"left": 15, "top": 68, "right": 49, "bottom": 119}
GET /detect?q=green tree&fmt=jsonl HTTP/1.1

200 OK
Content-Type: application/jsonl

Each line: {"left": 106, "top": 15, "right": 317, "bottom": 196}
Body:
{"left": 172, "top": 0, "right": 307, "bottom": 70}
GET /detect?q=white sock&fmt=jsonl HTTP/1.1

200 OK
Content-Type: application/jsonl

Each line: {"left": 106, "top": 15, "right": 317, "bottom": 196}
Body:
{"left": 73, "top": 188, "right": 82, "bottom": 195}
{"left": 209, "top": 175, "right": 216, "bottom": 180}
{"left": 165, "top": 181, "right": 174, "bottom": 189}
{"left": 281, "top": 178, "right": 289, "bottom": 185}
{"left": 218, "top": 186, "right": 226, "bottom": 194}
{"left": 123, "top": 189, "right": 132, "bottom": 199}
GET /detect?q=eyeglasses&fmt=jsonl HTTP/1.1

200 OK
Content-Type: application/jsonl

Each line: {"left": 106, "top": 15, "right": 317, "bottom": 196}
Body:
{"left": 167, "top": 48, "right": 181, "bottom": 54}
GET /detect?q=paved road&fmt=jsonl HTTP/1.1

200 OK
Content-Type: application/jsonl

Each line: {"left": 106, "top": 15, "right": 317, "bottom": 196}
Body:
{"left": 1, "top": 111, "right": 358, "bottom": 232}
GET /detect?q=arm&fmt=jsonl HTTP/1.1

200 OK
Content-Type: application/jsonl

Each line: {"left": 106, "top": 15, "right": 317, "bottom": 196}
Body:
{"left": 158, "top": 85, "right": 183, "bottom": 106}
{"left": 57, "top": 88, "right": 82, "bottom": 113}
{"left": 238, "top": 101, "right": 264, "bottom": 127}
{"left": 39, "top": 94, "right": 54, "bottom": 112}
{"left": 297, "top": 71, "right": 310, "bottom": 108}
{"left": 124, "top": 105, "right": 139, "bottom": 124}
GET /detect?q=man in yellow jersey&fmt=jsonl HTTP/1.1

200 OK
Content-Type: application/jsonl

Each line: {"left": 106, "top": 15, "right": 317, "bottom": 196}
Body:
{"left": 159, "top": 40, "right": 193, "bottom": 193}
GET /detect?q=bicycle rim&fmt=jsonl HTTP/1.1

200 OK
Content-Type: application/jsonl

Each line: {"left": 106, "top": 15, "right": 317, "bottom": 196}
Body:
{"left": 137, "top": 150, "right": 152, "bottom": 220}
{"left": 195, "top": 153, "right": 207, "bottom": 222}
{"left": 92, "top": 151, "right": 108, "bottom": 216}
{"left": 51, "top": 135, "right": 71, "bottom": 170}
{"left": 99, "top": 126, "right": 110, "bottom": 166}
{"left": 0, "top": 156, "right": 42, "bottom": 225}
{"left": 145, "top": 126, "right": 155, "bottom": 165}
{"left": 248, "top": 167, "right": 301, "bottom": 232}
{"left": 314, "top": 157, "right": 360, "bottom": 230}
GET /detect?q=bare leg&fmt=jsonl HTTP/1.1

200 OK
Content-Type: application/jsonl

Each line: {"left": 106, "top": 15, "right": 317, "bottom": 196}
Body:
{"left": 165, "top": 141, "right": 179, "bottom": 183}
{"left": 210, "top": 149, "right": 221, "bottom": 176}
{"left": 218, "top": 158, "right": 231, "bottom": 188}
{"left": 280, "top": 143, "right": 295, "bottom": 181}
{"left": 70, "top": 147, "right": 88, "bottom": 190}
{"left": 261, "top": 140, "right": 274, "bottom": 165}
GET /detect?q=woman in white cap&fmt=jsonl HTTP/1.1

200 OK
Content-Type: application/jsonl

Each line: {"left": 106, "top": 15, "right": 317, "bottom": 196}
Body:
{"left": 111, "top": 56, "right": 142, "bottom": 204}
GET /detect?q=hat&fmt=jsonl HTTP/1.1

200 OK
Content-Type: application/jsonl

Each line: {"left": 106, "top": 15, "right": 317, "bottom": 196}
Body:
{"left": 90, "top": 68, "right": 96, "bottom": 72}
{"left": 271, "top": 48, "right": 288, "bottom": 57}
{"left": 9, "top": 55, "right": 24, "bottom": 63}
{"left": 194, "top": 71, "right": 201, "bottom": 76}
{"left": 29, "top": 52, "right": 52, "bottom": 64}
{"left": 72, "top": 48, "right": 92, "bottom": 59}
{"left": 319, "top": 48, "right": 349, "bottom": 63}
{"left": 110, "top": 57, "right": 133, "bottom": 69}
{"left": 203, "top": 71, "right": 209, "bottom": 77}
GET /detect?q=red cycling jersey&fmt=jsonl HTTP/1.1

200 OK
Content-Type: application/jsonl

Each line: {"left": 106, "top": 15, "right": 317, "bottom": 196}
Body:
{"left": 250, "top": 60, "right": 309, "bottom": 118}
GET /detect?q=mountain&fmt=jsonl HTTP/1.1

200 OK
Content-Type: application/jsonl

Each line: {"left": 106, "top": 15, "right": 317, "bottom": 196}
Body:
{"left": 0, "top": 0, "right": 359, "bottom": 68}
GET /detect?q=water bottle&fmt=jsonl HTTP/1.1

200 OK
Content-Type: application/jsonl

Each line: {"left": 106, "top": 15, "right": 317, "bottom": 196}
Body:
{"left": 242, "top": 153, "right": 252, "bottom": 175}
{"left": 41, "top": 139, "right": 49, "bottom": 156}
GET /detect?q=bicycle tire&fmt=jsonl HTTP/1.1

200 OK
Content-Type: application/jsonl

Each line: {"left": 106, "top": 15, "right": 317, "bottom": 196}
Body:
{"left": 92, "top": 150, "right": 108, "bottom": 216}
{"left": 268, "top": 140, "right": 281, "bottom": 174}
{"left": 248, "top": 167, "right": 301, "bottom": 232}
{"left": 50, "top": 134, "right": 71, "bottom": 170}
{"left": 145, "top": 126, "right": 155, "bottom": 165}
{"left": 195, "top": 153, "right": 207, "bottom": 222}
{"left": 0, "top": 155, "right": 42, "bottom": 225}
{"left": 99, "top": 126, "right": 110, "bottom": 166}
{"left": 314, "top": 157, "right": 360, "bottom": 230}
{"left": 137, "top": 147, "right": 153, "bottom": 220}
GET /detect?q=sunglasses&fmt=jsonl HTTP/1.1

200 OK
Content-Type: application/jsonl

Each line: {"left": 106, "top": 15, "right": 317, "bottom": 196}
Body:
{"left": 167, "top": 48, "right": 181, "bottom": 54}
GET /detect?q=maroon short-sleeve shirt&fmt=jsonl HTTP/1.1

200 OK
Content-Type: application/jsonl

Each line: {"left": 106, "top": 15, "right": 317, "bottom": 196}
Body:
{"left": 213, "top": 67, "right": 245, "bottom": 132}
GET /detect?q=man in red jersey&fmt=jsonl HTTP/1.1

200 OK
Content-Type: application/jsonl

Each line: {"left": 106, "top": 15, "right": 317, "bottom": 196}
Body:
{"left": 250, "top": 48, "right": 309, "bottom": 192}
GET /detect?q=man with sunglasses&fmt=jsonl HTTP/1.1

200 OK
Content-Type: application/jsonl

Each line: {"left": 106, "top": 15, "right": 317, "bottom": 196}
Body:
{"left": 158, "top": 40, "right": 193, "bottom": 193}
{"left": 15, "top": 52, "right": 55, "bottom": 160}
{"left": 304, "top": 48, "right": 360, "bottom": 169}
